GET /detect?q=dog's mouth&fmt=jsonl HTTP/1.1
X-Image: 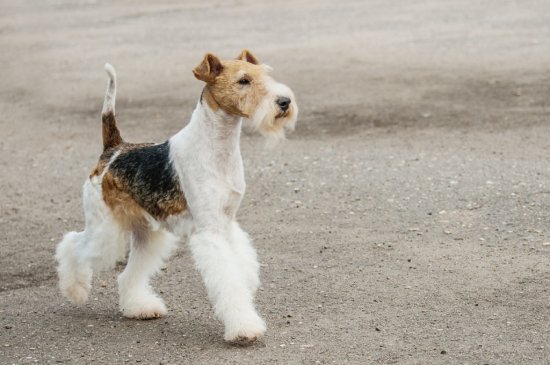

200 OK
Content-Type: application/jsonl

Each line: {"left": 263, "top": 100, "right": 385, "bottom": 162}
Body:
{"left": 275, "top": 111, "right": 289, "bottom": 119}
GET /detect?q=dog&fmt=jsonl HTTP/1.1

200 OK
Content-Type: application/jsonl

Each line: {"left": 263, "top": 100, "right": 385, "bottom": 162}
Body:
{"left": 55, "top": 49, "right": 298, "bottom": 345}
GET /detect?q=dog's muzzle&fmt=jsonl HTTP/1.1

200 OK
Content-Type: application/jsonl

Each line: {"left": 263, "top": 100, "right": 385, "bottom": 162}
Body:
{"left": 276, "top": 97, "right": 291, "bottom": 112}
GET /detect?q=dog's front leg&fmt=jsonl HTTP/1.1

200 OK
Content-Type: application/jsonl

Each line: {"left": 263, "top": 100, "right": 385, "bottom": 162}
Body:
{"left": 188, "top": 229, "right": 266, "bottom": 344}
{"left": 229, "top": 222, "right": 260, "bottom": 295}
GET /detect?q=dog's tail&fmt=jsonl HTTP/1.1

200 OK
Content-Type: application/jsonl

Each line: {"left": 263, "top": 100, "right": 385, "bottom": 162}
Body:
{"left": 102, "top": 63, "right": 123, "bottom": 150}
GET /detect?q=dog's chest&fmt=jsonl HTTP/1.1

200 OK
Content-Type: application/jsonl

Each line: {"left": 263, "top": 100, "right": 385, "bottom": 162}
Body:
{"left": 221, "top": 169, "right": 245, "bottom": 219}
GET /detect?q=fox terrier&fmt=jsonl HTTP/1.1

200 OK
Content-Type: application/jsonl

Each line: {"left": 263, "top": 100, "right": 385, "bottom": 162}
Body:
{"left": 55, "top": 50, "right": 298, "bottom": 344}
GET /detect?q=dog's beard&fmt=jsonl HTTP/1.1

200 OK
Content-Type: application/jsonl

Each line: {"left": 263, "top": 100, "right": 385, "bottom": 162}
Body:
{"left": 248, "top": 97, "right": 298, "bottom": 145}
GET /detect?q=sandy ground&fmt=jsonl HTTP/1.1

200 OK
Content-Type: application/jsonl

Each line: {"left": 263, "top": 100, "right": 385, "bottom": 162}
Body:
{"left": 1, "top": 0, "right": 549, "bottom": 364}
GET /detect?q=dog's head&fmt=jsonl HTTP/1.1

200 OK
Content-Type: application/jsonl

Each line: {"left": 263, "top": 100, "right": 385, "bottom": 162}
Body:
{"left": 193, "top": 49, "right": 298, "bottom": 140}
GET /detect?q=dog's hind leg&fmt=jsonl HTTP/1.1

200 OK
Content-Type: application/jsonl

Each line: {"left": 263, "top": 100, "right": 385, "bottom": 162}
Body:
{"left": 55, "top": 231, "right": 93, "bottom": 304}
{"left": 117, "top": 227, "right": 178, "bottom": 319}
{"left": 55, "top": 223, "right": 127, "bottom": 305}
{"left": 56, "top": 180, "right": 128, "bottom": 305}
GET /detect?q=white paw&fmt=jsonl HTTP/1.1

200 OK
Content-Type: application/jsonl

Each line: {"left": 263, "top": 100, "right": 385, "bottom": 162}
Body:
{"left": 224, "top": 315, "right": 266, "bottom": 345}
{"left": 121, "top": 296, "right": 167, "bottom": 320}
{"left": 61, "top": 280, "right": 90, "bottom": 305}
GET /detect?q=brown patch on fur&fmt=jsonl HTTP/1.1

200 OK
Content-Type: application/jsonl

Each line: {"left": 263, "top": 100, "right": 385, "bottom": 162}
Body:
{"left": 101, "top": 170, "right": 150, "bottom": 233}
{"left": 102, "top": 111, "right": 123, "bottom": 150}
{"left": 90, "top": 112, "right": 127, "bottom": 178}
{"left": 202, "top": 87, "right": 220, "bottom": 112}
{"left": 102, "top": 179, "right": 186, "bottom": 229}
{"left": 90, "top": 147, "right": 116, "bottom": 178}
{"left": 90, "top": 160, "right": 108, "bottom": 178}
{"left": 236, "top": 49, "right": 260, "bottom": 65}
{"left": 193, "top": 52, "right": 269, "bottom": 117}
{"left": 193, "top": 53, "right": 224, "bottom": 83}
{"left": 92, "top": 142, "right": 187, "bottom": 231}
{"left": 193, "top": 50, "right": 298, "bottom": 140}
{"left": 101, "top": 164, "right": 187, "bottom": 233}
{"left": 156, "top": 195, "right": 187, "bottom": 220}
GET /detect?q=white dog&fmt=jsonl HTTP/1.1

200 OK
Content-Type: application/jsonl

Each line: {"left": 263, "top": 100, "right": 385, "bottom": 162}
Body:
{"left": 55, "top": 50, "right": 298, "bottom": 345}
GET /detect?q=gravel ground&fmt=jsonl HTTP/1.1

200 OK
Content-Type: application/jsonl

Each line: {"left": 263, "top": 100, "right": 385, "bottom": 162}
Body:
{"left": 1, "top": 1, "right": 549, "bottom": 364}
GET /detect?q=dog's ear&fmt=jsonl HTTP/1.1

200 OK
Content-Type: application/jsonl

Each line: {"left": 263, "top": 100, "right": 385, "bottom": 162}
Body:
{"left": 236, "top": 49, "right": 260, "bottom": 65}
{"left": 193, "top": 53, "right": 223, "bottom": 83}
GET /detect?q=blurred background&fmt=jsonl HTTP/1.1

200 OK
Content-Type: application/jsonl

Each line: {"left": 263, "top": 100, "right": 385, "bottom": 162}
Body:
{"left": 1, "top": 1, "right": 549, "bottom": 364}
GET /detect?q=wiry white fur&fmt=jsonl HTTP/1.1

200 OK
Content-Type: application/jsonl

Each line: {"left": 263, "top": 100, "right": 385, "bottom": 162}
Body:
{"left": 56, "top": 151, "right": 127, "bottom": 305}
{"left": 229, "top": 222, "right": 261, "bottom": 295}
{"left": 249, "top": 74, "right": 298, "bottom": 143}
{"left": 56, "top": 61, "right": 298, "bottom": 343}
{"left": 102, "top": 63, "right": 116, "bottom": 115}
{"left": 168, "top": 101, "right": 267, "bottom": 342}
{"left": 55, "top": 231, "right": 92, "bottom": 304}
{"left": 118, "top": 229, "right": 178, "bottom": 319}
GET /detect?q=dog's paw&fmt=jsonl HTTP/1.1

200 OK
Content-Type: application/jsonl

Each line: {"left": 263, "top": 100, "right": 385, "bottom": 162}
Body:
{"left": 121, "top": 296, "right": 167, "bottom": 320}
{"left": 226, "top": 334, "right": 263, "bottom": 346}
{"left": 224, "top": 315, "right": 266, "bottom": 346}
{"left": 62, "top": 280, "right": 90, "bottom": 305}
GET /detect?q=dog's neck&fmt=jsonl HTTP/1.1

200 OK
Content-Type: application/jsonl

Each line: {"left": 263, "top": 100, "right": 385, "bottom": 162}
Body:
{"left": 183, "top": 93, "right": 243, "bottom": 165}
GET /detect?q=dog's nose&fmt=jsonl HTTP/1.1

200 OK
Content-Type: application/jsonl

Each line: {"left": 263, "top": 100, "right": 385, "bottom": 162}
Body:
{"left": 277, "top": 97, "right": 291, "bottom": 112}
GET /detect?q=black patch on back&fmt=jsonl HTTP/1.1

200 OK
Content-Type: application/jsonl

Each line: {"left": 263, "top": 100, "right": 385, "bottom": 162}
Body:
{"left": 108, "top": 141, "right": 184, "bottom": 218}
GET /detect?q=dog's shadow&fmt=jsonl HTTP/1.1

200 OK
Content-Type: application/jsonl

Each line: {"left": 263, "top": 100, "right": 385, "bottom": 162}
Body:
{"left": 55, "top": 305, "right": 262, "bottom": 349}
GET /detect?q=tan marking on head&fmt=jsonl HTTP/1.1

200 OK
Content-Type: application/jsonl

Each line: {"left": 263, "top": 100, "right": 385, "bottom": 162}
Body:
{"left": 193, "top": 50, "right": 298, "bottom": 141}
{"left": 193, "top": 53, "right": 223, "bottom": 83}
{"left": 236, "top": 49, "right": 260, "bottom": 65}
{"left": 193, "top": 51, "right": 269, "bottom": 118}
{"left": 202, "top": 87, "right": 220, "bottom": 112}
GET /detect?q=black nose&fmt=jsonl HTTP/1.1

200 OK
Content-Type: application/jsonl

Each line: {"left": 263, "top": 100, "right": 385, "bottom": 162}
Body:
{"left": 277, "top": 97, "right": 291, "bottom": 112}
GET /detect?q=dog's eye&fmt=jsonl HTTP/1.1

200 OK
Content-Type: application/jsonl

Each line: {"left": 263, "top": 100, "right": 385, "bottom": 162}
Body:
{"left": 238, "top": 78, "right": 251, "bottom": 85}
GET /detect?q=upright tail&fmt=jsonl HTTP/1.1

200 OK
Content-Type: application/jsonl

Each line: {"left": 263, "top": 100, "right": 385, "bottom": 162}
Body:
{"left": 102, "top": 63, "right": 123, "bottom": 150}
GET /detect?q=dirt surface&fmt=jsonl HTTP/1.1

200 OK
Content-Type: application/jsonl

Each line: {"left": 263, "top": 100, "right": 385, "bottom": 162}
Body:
{"left": 1, "top": 0, "right": 549, "bottom": 364}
